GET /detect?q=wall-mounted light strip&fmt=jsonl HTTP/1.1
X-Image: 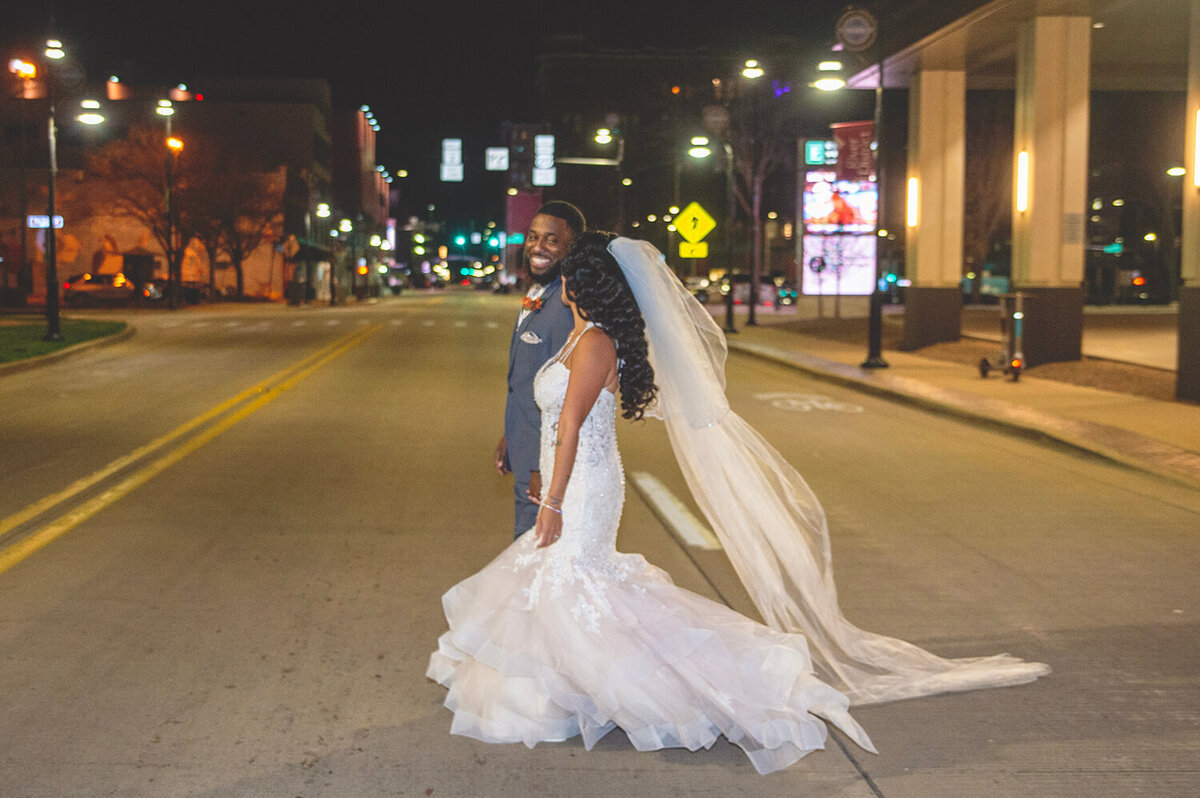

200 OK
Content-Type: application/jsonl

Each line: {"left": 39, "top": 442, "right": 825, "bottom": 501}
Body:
{"left": 1194, "top": 110, "right": 1200, "bottom": 188}
{"left": 1016, "top": 151, "right": 1030, "bottom": 213}
{"left": 906, "top": 177, "right": 919, "bottom": 227}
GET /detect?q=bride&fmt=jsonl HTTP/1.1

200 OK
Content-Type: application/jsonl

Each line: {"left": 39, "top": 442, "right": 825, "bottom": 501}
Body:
{"left": 427, "top": 233, "right": 1048, "bottom": 774}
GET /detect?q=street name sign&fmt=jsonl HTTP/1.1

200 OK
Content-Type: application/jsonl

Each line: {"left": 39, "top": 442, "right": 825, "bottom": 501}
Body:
{"left": 27, "top": 214, "right": 64, "bottom": 229}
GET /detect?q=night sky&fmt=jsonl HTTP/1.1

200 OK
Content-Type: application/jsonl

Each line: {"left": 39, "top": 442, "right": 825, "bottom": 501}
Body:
{"left": 5, "top": 0, "right": 850, "bottom": 219}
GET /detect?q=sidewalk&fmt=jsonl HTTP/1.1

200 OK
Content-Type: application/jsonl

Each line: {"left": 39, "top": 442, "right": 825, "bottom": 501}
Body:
{"left": 719, "top": 307, "right": 1200, "bottom": 491}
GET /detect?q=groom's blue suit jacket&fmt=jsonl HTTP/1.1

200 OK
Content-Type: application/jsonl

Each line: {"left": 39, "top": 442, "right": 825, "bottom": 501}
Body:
{"left": 504, "top": 278, "right": 575, "bottom": 491}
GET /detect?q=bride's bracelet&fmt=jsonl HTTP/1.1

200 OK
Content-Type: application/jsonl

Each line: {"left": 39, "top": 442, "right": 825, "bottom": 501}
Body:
{"left": 539, "top": 504, "right": 562, "bottom": 515}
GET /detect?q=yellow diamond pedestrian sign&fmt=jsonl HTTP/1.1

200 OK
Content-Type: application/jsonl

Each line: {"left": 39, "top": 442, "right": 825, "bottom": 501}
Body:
{"left": 675, "top": 202, "right": 716, "bottom": 244}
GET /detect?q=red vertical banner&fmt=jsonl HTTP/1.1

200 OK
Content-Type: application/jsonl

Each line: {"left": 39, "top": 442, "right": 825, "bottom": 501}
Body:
{"left": 831, "top": 121, "right": 875, "bottom": 182}
{"left": 505, "top": 189, "right": 543, "bottom": 275}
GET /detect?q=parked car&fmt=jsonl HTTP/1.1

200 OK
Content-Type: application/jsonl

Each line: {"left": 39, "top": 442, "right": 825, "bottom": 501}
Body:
{"left": 684, "top": 277, "right": 710, "bottom": 304}
{"left": 62, "top": 272, "right": 161, "bottom": 306}
{"left": 717, "top": 274, "right": 777, "bottom": 306}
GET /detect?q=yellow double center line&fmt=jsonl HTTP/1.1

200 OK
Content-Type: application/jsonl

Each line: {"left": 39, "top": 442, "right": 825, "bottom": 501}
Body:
{"left": 0, "top": 324, "right": 379, "bottom": 577}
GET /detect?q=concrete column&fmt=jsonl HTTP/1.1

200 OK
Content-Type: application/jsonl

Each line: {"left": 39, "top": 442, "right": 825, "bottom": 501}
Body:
{"left": 1179, "top": 1, "right": 1200, "bottom": 402}
{"left": 1011, "top": 16, "right": 1091, "bottom": 366}
{"left": 903, "top": 69, "right": 966, "bottom": 351}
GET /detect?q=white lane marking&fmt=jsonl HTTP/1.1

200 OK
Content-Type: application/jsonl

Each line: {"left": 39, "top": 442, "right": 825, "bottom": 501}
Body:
{"left": 325, "top": 319, "right": 341, "bottom": 326}
{"left": 753, "top": 392, "right": 864, "bottom": 413}
{"left": 224, "top": 321, "right": 242, "bottom": 328}
{"left": 357, "top": 319, "right": 371, "bottom": 326}
{"left": 485, "top": 321, "right": 499, "bottom": 329}
{"left": 421, "top": 320, "right": 435, "bottom": 327}
{"left": 454, "top": 321, "right": 467, "bottom": 328}
{"left": 629, "top": 472, "right": 721, "bottom": 550}
{"left": 292, "top": 320, "right": 307, "bottom": 327}
{"left": 190, "top": 321, "right": 211, "bottom": 328}
{"left": 389, "top": 319, "right": 404, "bottom": 326}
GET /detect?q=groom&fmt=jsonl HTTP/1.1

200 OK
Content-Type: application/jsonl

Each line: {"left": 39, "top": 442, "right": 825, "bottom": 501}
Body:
{"left": 495, "top": 201, "right": 585, "bottom": 538}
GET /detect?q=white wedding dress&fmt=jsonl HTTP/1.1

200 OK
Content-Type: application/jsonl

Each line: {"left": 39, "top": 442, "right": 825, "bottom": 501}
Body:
{"left": 427, "top": 331, "right": 875, "bottom": 774}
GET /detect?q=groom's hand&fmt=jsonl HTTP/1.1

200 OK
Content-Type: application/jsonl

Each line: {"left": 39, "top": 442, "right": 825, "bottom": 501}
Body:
{"left": 494, "top": 436, "right": 510, "bottom": 475}
{"left": 527, "top": 471, "right": 542, "bottom": 502}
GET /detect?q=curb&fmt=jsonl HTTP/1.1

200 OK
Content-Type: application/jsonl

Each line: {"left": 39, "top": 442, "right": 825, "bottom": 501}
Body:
{"left": 728, "top": 339, "right": 1200, "bottom": 492}
{"left": 0, "top": 325, "right": 136, "bottom": 378}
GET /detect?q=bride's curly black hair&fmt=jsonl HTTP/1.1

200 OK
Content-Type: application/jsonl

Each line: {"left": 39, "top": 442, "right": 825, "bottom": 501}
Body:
{"left": 560, "top": 232, "right": 658, "bottom": 420}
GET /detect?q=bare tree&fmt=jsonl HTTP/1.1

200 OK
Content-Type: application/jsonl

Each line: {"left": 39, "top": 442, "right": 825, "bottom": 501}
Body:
{"left": 720, "top": 51, "right": 802, "bottom": 324}
{"left": 88, "top": 128, "right": 284, "bottom": 299}
{"left": 212, "top": 166, "right": 285, "bottom": 297}
{"left": 85, "top": 125, "right": 197, "bottom": 297}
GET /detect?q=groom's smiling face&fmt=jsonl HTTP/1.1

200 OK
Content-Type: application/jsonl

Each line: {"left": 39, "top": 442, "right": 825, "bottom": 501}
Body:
{"left": 524, "top": 214, "right": 573, "bottom": 283}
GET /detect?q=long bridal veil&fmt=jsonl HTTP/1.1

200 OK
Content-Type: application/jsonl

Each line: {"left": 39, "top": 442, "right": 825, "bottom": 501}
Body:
{"left": 609, "top": 237, "right": 1049, "bottom": 705}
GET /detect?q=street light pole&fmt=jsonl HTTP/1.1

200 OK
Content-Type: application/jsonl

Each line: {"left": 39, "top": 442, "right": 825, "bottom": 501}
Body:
{"left": 831, "top": 8, "right": 889, "bottom": 368}
{"left": 861, "top": 51, "right": 889, "bottom": 368}
{"left": 37, "top": 40, "right": 73, "bottom": 341}
{"left": 165, "top": 134, "right": 183, "bottom": 310}
{"left": 724, "top": 141, "right": 737, "bottom": 333}
{"left": 742, "top": 60, "right": 765, "bottom": 328}
{"left": 44, "top": 88, "right": 61, "bottom": 340}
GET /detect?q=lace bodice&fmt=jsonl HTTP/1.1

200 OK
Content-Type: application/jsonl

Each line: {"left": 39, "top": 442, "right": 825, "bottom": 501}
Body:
{"left": 506, "top": 330, "right": 641, "bottom": 630}
{"left": 533, "top": 358, "right": 622, "bottom": 549}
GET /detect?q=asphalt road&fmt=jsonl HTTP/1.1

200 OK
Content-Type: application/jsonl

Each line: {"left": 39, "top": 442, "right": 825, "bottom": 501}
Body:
{"left": 0, "top": 293, "right": 1197, "bottom": 796}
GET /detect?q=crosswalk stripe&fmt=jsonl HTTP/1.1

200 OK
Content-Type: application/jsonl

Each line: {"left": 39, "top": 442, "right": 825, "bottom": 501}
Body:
{"left": 629, "top": 472, "right": 721, "bottom": 550}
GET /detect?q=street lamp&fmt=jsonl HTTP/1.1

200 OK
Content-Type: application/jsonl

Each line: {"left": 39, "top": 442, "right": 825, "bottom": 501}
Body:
{"left": 31, "top": 39, "right": 102, "bottom": 340}
{"left": 690, "top": 125, "right": 738, "bottom": 333}
{"left": 1166, "top": 166, "right": 1186, "bottom": 301}
{"left": 688, "top": 136, "right": 712, "bottom": 159}
{"left": 813, "top": 61, "right": 847, "bottom": 92}
{"left": 742, "top": 58, "right": 766, "bottom": 327}
{"left": 154, "top": 99, "right": 187, "bottom": 308}
{"left": 825, "top": 8, "right": 888, "bottom": 368}
{"left": 164, "top": 135, "right": 184, "bottom": 309}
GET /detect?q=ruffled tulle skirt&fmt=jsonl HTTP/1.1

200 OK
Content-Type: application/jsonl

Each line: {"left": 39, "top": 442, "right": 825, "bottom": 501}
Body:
{"left": 427, "top": 533, "right": 875, "bottom": 775}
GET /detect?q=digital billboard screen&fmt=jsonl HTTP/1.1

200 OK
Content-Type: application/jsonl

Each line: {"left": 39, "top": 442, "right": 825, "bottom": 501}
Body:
{"left": 800, "top": 234, "right": 876, "bottom": 296}
{"left": 802, "top": 170, "right": 878, "bottom": 235}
